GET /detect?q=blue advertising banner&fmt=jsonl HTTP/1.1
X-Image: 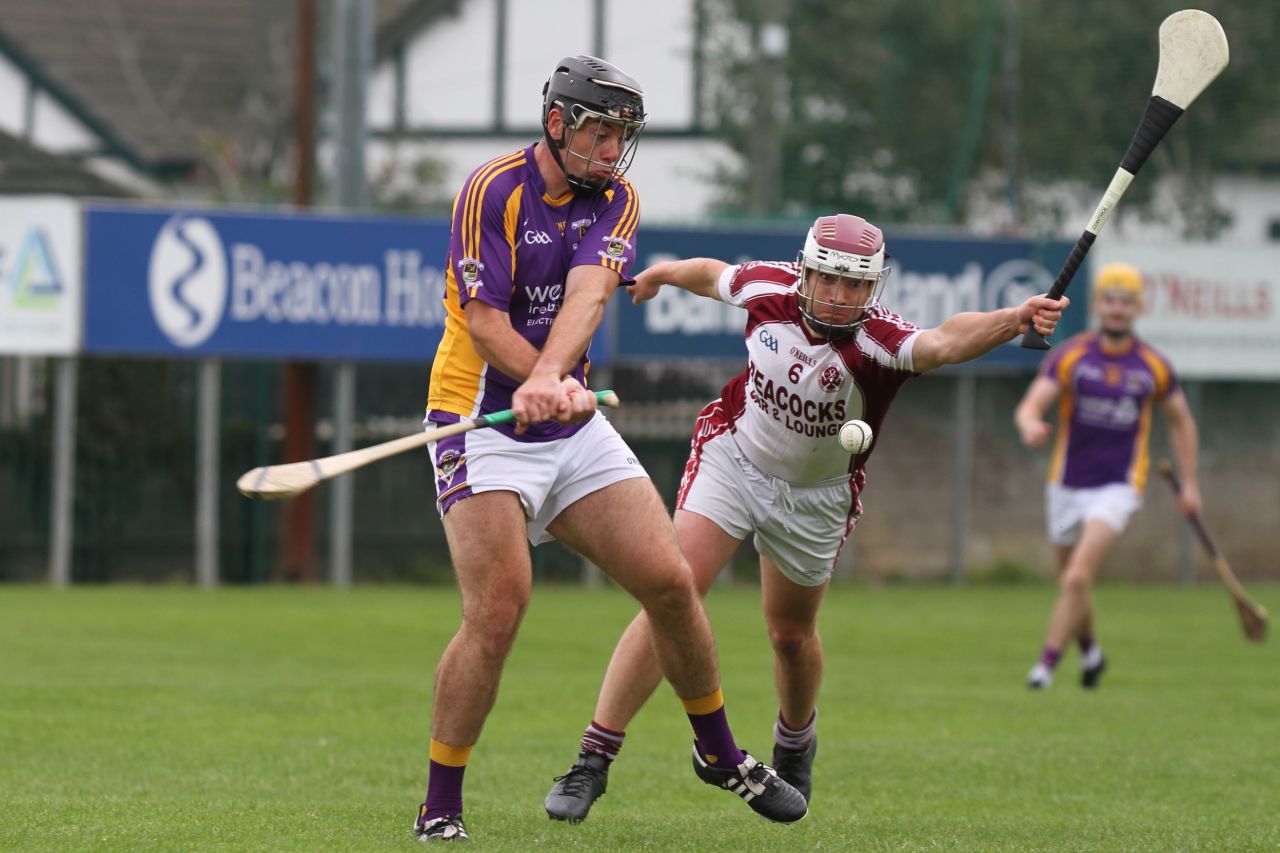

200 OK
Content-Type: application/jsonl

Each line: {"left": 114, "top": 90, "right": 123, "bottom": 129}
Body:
{"left": 83, "top": 205, "right": 452, "bottom": 361}
{"left": 622, "top": 225, "right": 1083, "bottom": 371}
{"left": 81, "top": 204, "right": 1080, "bottom": 371}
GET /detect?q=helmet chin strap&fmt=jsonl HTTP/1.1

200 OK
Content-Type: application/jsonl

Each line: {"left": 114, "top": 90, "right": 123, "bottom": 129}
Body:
{"left": 798, "top": 299, "right": 858, "bottom": 340}
{"left": 542, "top": 121, "right": 610, "bottom": 195}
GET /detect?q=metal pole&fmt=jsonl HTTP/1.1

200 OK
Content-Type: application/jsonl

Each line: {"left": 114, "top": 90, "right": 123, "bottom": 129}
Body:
{"left": 331, "top": 0, "right": 372, "bottom": 210}
{"left": 949, "top": 372, "right": 977, "bottom": 582}
{"left": 327, "top": 0, "right": 372, "bottom": 585}
{"left": 593, "top": 0, "right": 605, "bottom": 57}
{"left": 494, "top": 0, "right": 508, "bottom": 129}
{"left": 195, "top": 358, "right": 221, "bottom": 587}
{"left": 331, "top": 362, "right": 355, "bottom": 587}
{"left": 49, "top": 357, "right": 77, "bottom": 587}
{"left": 284, "top": 0, "right": 318, "bottom": 582}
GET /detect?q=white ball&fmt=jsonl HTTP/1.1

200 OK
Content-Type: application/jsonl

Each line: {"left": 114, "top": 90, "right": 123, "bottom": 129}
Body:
{"left": 838, "top": 419, "right": 874, "bottom": 454}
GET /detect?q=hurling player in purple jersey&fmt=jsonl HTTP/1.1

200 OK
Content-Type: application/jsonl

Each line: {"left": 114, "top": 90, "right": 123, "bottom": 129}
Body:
{"left": 544, "top": 214, "right": 1068, "bottom": 818}
{"left": 1016, "top": 263, "right": 1201, "bottom": 690}
{"left": 414, "top": 56, "right": 808, "bottom": 842}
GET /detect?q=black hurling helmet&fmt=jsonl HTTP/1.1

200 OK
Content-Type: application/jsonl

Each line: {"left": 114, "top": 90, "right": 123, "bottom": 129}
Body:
{"left": 541, "top": 55, "right": 647, "bottom": 194}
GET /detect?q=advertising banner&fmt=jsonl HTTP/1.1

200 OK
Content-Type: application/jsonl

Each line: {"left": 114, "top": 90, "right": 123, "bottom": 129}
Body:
{"left": 83, "top": 205, "right": 451, "bottom": 361}
{"left": 1094, "top": 243, "right": 1280, "bottom": 379}
{"left": 0, "top": 196, "right": 82, "bottom": 355}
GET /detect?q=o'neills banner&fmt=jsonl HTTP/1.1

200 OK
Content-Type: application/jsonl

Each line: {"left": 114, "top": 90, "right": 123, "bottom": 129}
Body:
{"left": 1094, "top": 243, "right": 1280, "bottom": 379}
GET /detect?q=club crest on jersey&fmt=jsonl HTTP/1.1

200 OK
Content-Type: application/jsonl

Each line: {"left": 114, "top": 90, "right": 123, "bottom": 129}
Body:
{"left": 458, "top": 257, "right": 485, "bottom": 284}
{"left": 598, "top": 236, "right": 631, "bottom": 260}
{"left": 435, "top": 450, "right": 464, "bottom": 486}
{"left": 571, "top": 217, "right": 594, "bottom": 238}
{"left": 819, "top": 365, "right": 843, "bottom": 392}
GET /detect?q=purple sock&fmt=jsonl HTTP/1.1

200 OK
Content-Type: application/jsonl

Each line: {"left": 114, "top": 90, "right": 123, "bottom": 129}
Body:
{"left": 1078, "top": 634, "right": 1095, "bottom": 655}
{"left": 424, "top": 760, "right": 466, "bottom": 821}
{"left": 1039, "top": 646, "right": 1062, "bottom": 670}
{"left": 689, "top": 710, "right": 746, "bottom": 767}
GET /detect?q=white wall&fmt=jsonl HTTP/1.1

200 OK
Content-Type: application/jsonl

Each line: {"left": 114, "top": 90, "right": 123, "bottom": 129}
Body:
{"left": 0, "top": 54, "right": 28, "bottom": 136}
{"left": 30, "top": 91, "right": 97, "bottom": 152}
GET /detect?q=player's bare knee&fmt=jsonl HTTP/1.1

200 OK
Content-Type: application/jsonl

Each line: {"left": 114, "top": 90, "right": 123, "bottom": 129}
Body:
{"left": 461, "top": 600, "right": 527, "bottom": 661}
{"left": 768, "top": 624, "right": 817, "bottom": 661}
{"left": 639, "top": 576, "right": 699, "bottom": 626}
{"left": 1060, "top": 571, "right": 1092, "bottom": 595}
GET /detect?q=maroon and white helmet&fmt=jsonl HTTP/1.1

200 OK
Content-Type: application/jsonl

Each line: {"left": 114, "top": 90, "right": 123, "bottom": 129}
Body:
{"left": 796, "top": 213, "right": 890, "bottom": 338}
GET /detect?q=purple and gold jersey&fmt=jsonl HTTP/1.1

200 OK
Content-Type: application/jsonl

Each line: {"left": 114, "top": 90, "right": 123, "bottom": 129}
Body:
{"left": 1042, "top": 331, "right": 1178, "bottom": 491}
{"left": 427, "top": 144, "right": 639, "bottom": 440}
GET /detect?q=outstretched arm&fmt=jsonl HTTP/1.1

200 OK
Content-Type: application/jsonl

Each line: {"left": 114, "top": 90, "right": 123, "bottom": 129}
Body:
{"left": 629, "top": 258, "right": 730, "bottom": 304}
{"left": 911, "top": 294, "right": 1069, "bottom": 373}
{"left": 1014, "top": 375, "right": 1061, "bottom": 448}
{"left": 1160, "top": 389, "right": 1201, "bottom": 517}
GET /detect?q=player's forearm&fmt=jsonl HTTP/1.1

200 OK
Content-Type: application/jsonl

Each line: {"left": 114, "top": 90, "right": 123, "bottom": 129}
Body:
{"left": 469, "top": 314, "right": 540, "bottom": 380}
{"left": 529, "top": 280, "right": 610, "bottom": 378}
{"left": 1169, "top": 416, "right": 1200, "bottom": 489}
{"left": 645, "top": 258, "right": 725, "bottom": 299}
{"left": 929, "top": 308, "right": 1022, "bottom": 366}
{"left": 1013, "top": 398, "right": 1044, "bottom": 431}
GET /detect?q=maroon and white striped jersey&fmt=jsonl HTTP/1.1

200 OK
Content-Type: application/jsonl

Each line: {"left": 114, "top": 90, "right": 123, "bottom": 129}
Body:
{"left": 711, "top": 261, "right": 921, "bottom": 485}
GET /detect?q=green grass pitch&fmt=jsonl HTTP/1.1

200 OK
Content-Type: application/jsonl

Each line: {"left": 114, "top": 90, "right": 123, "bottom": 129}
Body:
{"left": 2, "top": 583, "right": 1277, "bottom": 851}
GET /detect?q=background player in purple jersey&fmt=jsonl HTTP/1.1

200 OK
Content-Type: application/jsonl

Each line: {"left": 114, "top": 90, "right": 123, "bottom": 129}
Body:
{"left": 1016, "top": 262, "right": 1201, "bottom": 690}
{"left": 544, "top": 214, "right": 1068, "bottom": 819}
{"left": 414, "top": 56, "right": 807, "bottom": 842}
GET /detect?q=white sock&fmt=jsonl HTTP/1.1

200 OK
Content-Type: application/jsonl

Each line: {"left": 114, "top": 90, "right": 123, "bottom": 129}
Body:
{"left": 1028, "top": 662, "right": 1053, "bottom": 686}
{"left": 773, "top": 708, "right": 817, "bottom": 751}
{"left": 1081, "top": 645, "right": 1104, "bottom": 669}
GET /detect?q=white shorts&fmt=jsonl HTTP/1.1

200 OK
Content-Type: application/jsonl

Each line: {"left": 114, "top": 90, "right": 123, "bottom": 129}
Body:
{"left": 678, "top": 429, "right": 858, "bottom": 587}
{"left": 1046, "top": 482, "right": 1142, "bottom": 547}
{"left": 425, "top": 411, "right": 649, "bottom": 545}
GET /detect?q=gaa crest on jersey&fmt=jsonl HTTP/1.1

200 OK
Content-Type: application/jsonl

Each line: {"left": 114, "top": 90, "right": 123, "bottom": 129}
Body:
{"left": 435, "top": 450, "right": 464, "bottom": 487}
{"left": 819, "top": 364, "right": 843, "bottom": 392}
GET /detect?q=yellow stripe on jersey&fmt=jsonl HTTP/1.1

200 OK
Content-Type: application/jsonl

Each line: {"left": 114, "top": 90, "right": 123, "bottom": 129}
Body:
{"left": 1046, "top": 340, "right": 1091, "bottom": 484}
{"left": 504, "top": 185, "right": 524, "bottom": 286}
{"left": 461, "top": 151, "right": 523, "bottom": 264}
{"left": 542, "top": 187, "right": 574, "bottom": 206}
{"left": 1137, "top": 345, "right": 1173, "bottom": 399}
{"left": 427, "top": 265, "right": 488, "bottom": 417}
{"left": 601, "top": 178, "right": 639, "bottom": 275}
{"left": 1129, "top": 395, "right": 1157, "bottom": 491}
{"left": 471, "top": 158, "right": 524, "bottom": 267}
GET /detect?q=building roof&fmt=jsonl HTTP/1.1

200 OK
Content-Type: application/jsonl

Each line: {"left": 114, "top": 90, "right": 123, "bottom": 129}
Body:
{"left": 0, "top": 0, "right": 446, "bottom": 178}
{"left": 0, "top": 129, "right": 132, "bottom": 197}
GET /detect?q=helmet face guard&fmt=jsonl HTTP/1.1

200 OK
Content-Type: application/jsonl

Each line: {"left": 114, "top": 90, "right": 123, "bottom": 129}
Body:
{"left": 542, "top": 56, "right": 647, "bottom": 194}
{"left": 796, "top": 214, "right": 890, "bottom": 339}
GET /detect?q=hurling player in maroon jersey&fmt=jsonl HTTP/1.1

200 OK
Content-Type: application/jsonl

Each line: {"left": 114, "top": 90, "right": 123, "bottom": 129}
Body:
{"left": 545, "top": 214, "right": 1066, "bottom": 817}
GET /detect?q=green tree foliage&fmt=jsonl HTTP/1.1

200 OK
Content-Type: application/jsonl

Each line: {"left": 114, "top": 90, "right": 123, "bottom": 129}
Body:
{"left": 708, "top": 0, "right": 1280, "bottom": 236}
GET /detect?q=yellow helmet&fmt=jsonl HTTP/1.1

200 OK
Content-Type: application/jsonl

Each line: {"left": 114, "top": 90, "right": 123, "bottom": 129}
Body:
{"left": 1093, "top": 262, "right": 1143, "bottom": 299}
